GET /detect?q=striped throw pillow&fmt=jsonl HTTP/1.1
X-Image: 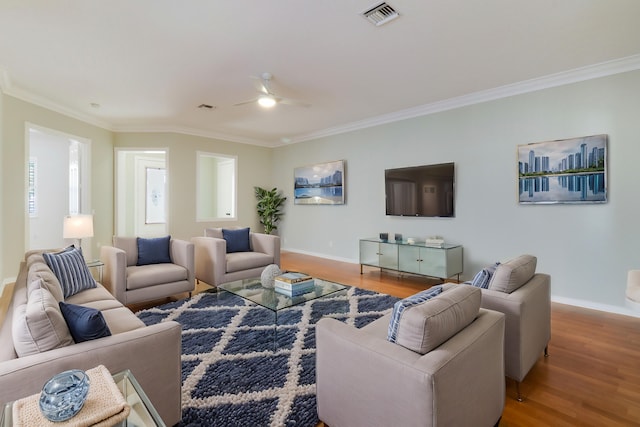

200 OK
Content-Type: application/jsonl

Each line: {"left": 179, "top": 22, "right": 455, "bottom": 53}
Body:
{"left": 388, "top": 285, "right": 443, "bottom": 343}
{"left": 44, "top": 246, "right": 96, "bottom": 298}
{"left": 470, "top": 262, "right": 500, "bottom": 289}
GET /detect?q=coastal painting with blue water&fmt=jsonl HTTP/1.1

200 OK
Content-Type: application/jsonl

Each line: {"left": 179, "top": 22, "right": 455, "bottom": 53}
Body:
{"left": 294, "top": 160, "right": 344, "bottom": 205}
{"left": 518, "top": 134, "right": 607, "bottom": 204}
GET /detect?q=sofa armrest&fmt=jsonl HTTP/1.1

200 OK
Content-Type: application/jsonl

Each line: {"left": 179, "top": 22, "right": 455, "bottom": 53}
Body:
{"left": 481, "top": 273, "right": 551, "bottom": 381}
{"left": 170, "top": 239, "right": 195, "bottom": 286}
{"left": 0, "top": 321, "right": 182, "bottom": 426}
{"left": 316, "top": 309, "right": 505, "bottom": 427}
{"left": 100, "top": 245, "right": 127, "bottom": 302}
{"left": 192, "top": 236, "right": 227, "bottom": 287}
{"left": 250, "top": 233, "right": 281, "bottom": 266}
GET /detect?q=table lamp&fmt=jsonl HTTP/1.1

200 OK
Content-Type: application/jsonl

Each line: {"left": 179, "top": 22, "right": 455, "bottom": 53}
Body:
{"left": 63, "top": 214, "right": 94, "bottom": 251}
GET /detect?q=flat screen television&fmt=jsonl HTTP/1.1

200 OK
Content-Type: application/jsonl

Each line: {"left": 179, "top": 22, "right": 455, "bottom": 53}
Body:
{"left": 385, "top": 162, "right": 455, "bottom": 217}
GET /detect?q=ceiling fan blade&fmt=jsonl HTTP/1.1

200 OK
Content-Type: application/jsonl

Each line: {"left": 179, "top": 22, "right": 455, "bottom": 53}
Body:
{"left": 233, "top": 97, "right": 259, "bottom": 106}
{"left": 250, "top": 76, "right": 269, "bottom": 94}
{"left": 278, "top": 97, "right": 311, "bottom": 107}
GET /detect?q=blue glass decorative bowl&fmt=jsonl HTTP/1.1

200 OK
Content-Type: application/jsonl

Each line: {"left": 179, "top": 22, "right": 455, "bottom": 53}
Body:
{"left": 39, "top": 369, "right": 90, "bottom": 422}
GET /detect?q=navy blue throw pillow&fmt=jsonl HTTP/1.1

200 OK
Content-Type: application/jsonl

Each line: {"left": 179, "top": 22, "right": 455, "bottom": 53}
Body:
{"left": 59, "top": 302, "right": 111, "bottom": 343}
{"left": 137, "top": 236, "right": 171, "bottom": 265}
{"left": 222, "top": 228, "right": 251, "bottom": 253}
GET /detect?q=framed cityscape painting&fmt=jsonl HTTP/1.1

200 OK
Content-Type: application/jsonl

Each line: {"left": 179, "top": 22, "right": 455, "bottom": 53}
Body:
{"left": 294, "top": 160, "right": 345, "bottom": 205}
{"left": 518, "top": 134, "right": 607, "bottom": 204}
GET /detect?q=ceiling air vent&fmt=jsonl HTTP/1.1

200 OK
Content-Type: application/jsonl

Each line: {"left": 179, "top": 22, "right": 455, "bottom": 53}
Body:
{"left": 362, "top": 2, "right": 399, "bottom": 26}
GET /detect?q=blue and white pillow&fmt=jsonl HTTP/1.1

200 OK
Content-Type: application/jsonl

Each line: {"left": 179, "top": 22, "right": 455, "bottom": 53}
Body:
{"left": 388, "top": 285, "right": 443, "bottom": 343}
{"left": 469, "top": 262, "right": 500, "bottom": 289}
{"left": 43, "top": 246, "right": 96, "bottom": 298}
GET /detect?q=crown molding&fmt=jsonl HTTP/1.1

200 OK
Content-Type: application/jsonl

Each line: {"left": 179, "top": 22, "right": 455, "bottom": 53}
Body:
{"left": 1, "top": 73, "right": 113, "bottom": 131}
{"left": 4, "top": 55, "right": 640, "bottom": 147}
{"left": 288, "top": 54, "right": 640, "bottom": 145}
{"left": 111, "top": 125, "right": 277, "bottom": 147}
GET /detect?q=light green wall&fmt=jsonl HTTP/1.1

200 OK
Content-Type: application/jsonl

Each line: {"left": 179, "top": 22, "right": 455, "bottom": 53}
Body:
{"left": 1, "top": 95, "right": 113, "bottom": 281}
{"left": 273, "top": 70, "right": 640, "bottom": 313}
{"left": 113, "top": 133, "right": 272, "bottom": 240}
{"left": 2, "top": 70, "right": 640, "bottom": 313}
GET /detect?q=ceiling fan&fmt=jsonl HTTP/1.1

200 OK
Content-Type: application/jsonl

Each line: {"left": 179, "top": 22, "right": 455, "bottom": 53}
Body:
{"left": 233, "top": 72, "right": 310, "bottom": 108}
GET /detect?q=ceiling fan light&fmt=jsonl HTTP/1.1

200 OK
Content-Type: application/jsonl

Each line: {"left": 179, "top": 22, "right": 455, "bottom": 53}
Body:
{"left": 258, "top": 95, "right": 276, "bottom": 108}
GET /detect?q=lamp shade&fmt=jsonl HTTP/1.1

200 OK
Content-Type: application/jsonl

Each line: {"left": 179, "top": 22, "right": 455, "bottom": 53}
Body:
{"left": 63, "top": 215, "right": 94, "bottom": 239}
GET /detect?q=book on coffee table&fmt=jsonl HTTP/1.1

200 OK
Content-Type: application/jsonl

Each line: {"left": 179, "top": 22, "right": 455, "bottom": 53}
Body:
{"left": 274, "top": 281, "right": 315, "bottom": 297}
{"left": 274, "top": 272, "right": 313, "bottom": 284}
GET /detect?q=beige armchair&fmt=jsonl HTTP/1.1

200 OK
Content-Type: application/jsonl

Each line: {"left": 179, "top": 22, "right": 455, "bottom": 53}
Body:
{"left": 316, "top": 284, "right": 506, "bottom": 427}
{"left": 101, "top": 236, "right": 195, "bottom": 305}
{"left": 477, "top": 255, "right": 551, "bottom": 401}
{"left": 192, "top": 227, "right": 280, "bottom": 287}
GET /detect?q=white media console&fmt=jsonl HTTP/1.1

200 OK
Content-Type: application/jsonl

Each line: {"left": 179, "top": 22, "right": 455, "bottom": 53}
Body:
{"left": 359, "top": 238, "right": 463, "bottom": 281}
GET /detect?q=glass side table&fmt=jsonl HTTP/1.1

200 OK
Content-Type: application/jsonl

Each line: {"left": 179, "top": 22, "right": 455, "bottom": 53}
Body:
{"left": 86, "top": 259, "right": 104, "bottom": 283}
{"left": 0, "top": 369, "right": 165, "bottom": 427}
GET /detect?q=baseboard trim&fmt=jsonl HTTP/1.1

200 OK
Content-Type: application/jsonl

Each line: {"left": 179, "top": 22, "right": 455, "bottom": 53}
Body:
{"left": 282, "top": 247, "right": 357, "bottom": 265}
{"left": 551, "top": 296, "right": 640, "bottom": 318}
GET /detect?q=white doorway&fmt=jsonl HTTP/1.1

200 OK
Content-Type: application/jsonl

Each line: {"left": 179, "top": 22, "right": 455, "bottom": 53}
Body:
{"left": 116, "top": 149, "right": 168, "bottom": 237}
{"left": 26, "top": 124, "right": 92, "bottom": 256}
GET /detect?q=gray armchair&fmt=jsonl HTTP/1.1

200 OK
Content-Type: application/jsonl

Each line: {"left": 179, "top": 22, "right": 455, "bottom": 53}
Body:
{"left": 316, "top": 284, "right": 506, "bottom": 427}
{"left": 192, "top": 227, "right": 280, "bottom": 287}
{"left": 478, "top": 255, "right": 551, "bottom": 401}
{"left": 101, "top": 236, "right": 195, "bottom": 305}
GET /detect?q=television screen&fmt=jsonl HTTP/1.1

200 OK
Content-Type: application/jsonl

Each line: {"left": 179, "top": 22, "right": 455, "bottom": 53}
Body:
{"left": 385, "top": 162, "right": 455, "bottom": 217}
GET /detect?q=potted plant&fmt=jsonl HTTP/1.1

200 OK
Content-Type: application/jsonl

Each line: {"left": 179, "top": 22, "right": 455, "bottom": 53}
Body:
{"left": 254, "top": 187, "right": 287, "bottom": 234}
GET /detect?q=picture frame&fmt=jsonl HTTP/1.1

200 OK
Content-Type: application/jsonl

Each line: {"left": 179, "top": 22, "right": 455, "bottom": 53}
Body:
{"left": 145, "top": 167, "right": 166, "bottom": 223}
{"left": 518, "top": 134, "right": 607, "bottom": 204}
{"left": 294, "top": 160, "right": 345, "bottom": 205}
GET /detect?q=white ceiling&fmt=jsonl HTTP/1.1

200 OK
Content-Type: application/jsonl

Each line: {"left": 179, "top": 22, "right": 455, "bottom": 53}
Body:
{"left": 1, "top": 1, "right": 640, "bottom": 148}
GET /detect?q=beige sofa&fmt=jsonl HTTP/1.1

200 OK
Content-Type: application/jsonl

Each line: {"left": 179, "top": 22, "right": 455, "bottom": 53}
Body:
{"left": 101, "top": 236, "right": 195, "bottom": 305}
{"left": 477, "top": 255, "right": 551, "bottom": 401}
{"left": 192, "top": 227, "right": 280, "bottom": 287}
{"left": 316, "top": 284, "right": 506, "bottom": 427}
{"left": 0, "top": 250, "right": 182, "bottom": 426}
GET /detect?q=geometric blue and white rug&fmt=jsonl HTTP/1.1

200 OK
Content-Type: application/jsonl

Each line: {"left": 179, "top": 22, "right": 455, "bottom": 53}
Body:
{"left": 137, "top": 286, "right": 399, "bottom": 427}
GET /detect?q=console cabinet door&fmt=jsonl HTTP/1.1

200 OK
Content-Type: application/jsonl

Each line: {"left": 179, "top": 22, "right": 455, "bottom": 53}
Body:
{"left": 359, "top": 240, "right": 380, "bottom": 267}
{"left": 398, "top": 245, "right": 421, "bottom": 274}
{"left": 378, "top": 242, "right": 399, "bottom": 270}
{"left": 359, "top": 241, "right": 398, "bottom": 270}
{"left": 420, "top": 247, "right": 447, "bottom": 278}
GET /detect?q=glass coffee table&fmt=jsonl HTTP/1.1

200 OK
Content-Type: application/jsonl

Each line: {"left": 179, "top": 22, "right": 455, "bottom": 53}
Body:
{"left": 218, "top": 277, "right": 348, "bottom": 347}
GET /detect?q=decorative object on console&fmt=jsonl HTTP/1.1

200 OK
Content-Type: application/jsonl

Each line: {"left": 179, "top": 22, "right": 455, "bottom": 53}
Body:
{"left": 254, "top": 187, "right": 287, "bottom": 234}
{"left": 394, "top": 233, "right": 402, "bottom": 242}
{"left": 294, "top": 160, "right": 345, "bottom": 205}
{"left": 379, "top": 232, "right": 388, "bottom": 241}
{"left": 63, "top": 214, "right": 94, "bottom": 251}
{"left": 406, "top": 237, "right": 416, "bottom": 244}
{"left": 424, "top": 236, "right": 445, "bottom": 248}
{"left": 518, "top": 134, "right": 607, "bottom": 204}
{"left": 260, "top": 264, "right": 282, "bottom": 289}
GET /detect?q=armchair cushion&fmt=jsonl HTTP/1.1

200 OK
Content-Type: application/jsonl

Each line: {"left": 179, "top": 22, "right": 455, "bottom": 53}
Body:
{"left": 137, "top": 236, "right": 171, "bottom": 265}
{"left": 488, "top": 254, "right": 537, "bottom": 293}
{"left": 390, "top": 284, "right": 481, "bottom": 354}
{"left": 222, "top": 228, "right": 251, "bottom": 253}
{"left": 43, "top": 246, "right": 96, "bottom": 298}
{"left": 59, "top": 302, "right": 112, "bottom": 343}
{"left": 126, "top": 264, "right": 188, "bottom": 290}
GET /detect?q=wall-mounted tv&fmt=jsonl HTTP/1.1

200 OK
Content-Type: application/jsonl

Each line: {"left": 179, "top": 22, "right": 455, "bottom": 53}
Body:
{"left": 385, "top": 162, "right": 455, "bottom": 217}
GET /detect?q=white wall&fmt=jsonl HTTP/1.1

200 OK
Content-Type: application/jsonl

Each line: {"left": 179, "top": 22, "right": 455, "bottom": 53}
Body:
{"left": 273, "top": 70, "right": 640, "bottom": 314}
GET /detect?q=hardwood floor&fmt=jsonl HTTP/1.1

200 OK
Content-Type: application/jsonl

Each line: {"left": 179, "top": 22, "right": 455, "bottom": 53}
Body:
{"left": 281, "top": 251, "right": 640, "bottom": 427}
